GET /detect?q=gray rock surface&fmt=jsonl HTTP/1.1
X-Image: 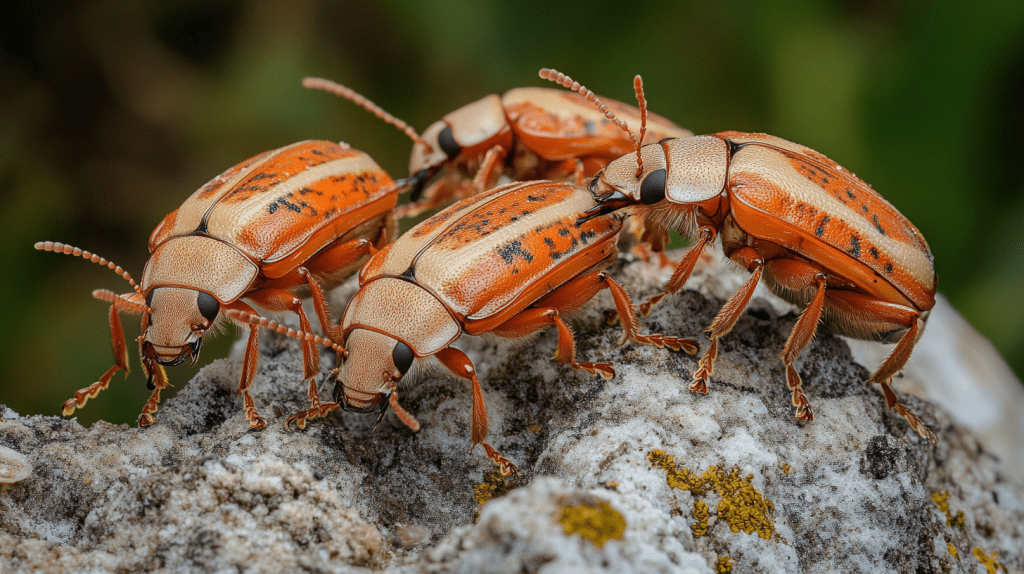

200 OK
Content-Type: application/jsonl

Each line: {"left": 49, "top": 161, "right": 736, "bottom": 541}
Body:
{"left": 2, "top": 250, "right": 1022, "bottom": 573}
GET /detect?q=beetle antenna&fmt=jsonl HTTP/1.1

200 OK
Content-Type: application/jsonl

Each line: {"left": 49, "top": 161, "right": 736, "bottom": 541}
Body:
{"left": 36, "top": 241, "right": 145, "bottom": 297}
{"left": 302, "top": 77, "right": 434, "bottom": 153}
{"left": 632, "top": 75, "right": 647, "bottom": 178}
{"left": 539, "top": 68, "right": 643, "bottom": 176}
{"left": 93, "top": 289, "right": 152, "bottom": 314}
{"left": 225, "top": 309, "right": 346, "bottom": 354}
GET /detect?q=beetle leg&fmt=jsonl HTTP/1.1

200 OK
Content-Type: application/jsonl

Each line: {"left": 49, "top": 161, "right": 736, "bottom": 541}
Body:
{"left": 599, "top": 272, "right": 699, "bottom": 354}
{"left": 435, "top": 346, "right": 518, "bottom": 476}
{"left": 572, "top": 159, "right": 586, "bottom": 185}
{"left": 246, "top": 288, "right": 321, "bottom": 386}
{"left": 776, "top": 270, "right": 828, "bottom": 422}
{"left": 692, "top": 248, "right": 764, "bottom": 394}
{"left": 285, "top": 370, "right": 342, "bottom": 430}
{"left": 137, "top": 358, "right": 169, "bottom": 427}
{"left": 471, "top": 145, "right": 508, "bottom": 194}
{"left": 824, "top": 292, "right": 935, "bottom": 442}
{"left": 639, "top": 225, "right": 717, "bottom": 316}
{"left": 62, "top": 300, "right": 135, "bottom": 417}
{"left": 220, "top": 300, "right": 267, "bottom": 428}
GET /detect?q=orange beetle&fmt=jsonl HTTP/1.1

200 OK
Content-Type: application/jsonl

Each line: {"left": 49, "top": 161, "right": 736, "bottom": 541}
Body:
{"left": 37, "top": 140, "right": 399, "bottom": 427}
{"left": 543, "top": 69, "right": 938, "bottom": 442}
{"left": 231, "top": 180, "right": 696, "bottom": 474}
{"left": 301, "top": 77, "right": 692, "bottom": 219}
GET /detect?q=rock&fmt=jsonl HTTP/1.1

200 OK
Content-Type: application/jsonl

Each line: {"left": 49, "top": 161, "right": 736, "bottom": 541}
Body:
{"left": 1, "top": 250, "right": 1022, "bottom": 574}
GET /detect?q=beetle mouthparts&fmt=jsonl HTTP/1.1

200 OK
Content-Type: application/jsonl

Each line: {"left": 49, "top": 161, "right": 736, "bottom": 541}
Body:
{"left": 399, "top": 169, "right": 432, "bottom": 202}
{"left": 576, "top": 191, "right": 634, "bottom": 225}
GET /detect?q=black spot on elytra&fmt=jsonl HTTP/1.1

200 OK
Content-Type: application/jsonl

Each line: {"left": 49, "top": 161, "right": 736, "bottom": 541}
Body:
{"left": 872, "top": 214, "right": 886, "bottom": 236}
{"left": 849, "top": 236, "right": 861, "bottom": 258}
{"left": 862, "top": 205, "right": 869, "bottom": 213}
{"left": 558, "top": 228, "right": 571, "bottom": 236}
{"left": 579, "top": 229, "right": 596, "bottom": 245}
{"left": 267, "top": 196, "right": 303, "bottom": 214}
{"left": 846, "top": 189, "right": 856, "bottom": 199}
{"left": 885, "top": 263, "right": 894, "bottom": 274}
{"left": 584, "top": 120, "right": 596, "bottom": 134}
{"left": 815, "top": 216, "right": 830, "bottom": 237}
{"left": 870, "top": 247, "right": 879, "bottom": 259}
{"left": 251, "top": 172, "right": 276, "bottom": 180}
{"left": 543, "top": 237, "right": 555, "bottom": 248}
{"left": 526, "top": 195, "right": 545, "bottom": 202}
{"left": 311, "top": 148, "right": 327, "bottom": 156}
{"left": 497, "top": 240, "right": 534, "bottom": 265}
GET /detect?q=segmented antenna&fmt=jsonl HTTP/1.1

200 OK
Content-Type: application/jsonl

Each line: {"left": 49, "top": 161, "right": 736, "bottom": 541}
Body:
{"left": 302, "top": 77, "right": 433, "bottom": 153}
{"left": 633, "top": 75, "right": 648, "bottom": 177}
{"left": 93, "top": 289, "right": 152, "bottom": 314}
{"left": 225, "top": 309, "right": 346, "bottom": 354}
{"left": 538, "top": 68, "right": 646, "bottom": 177}
{"left": 36, "top": 241, "right": 144, "bottom": 296}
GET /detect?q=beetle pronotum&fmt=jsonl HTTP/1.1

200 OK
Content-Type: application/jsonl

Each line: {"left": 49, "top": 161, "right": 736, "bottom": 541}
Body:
{"left": 541, "top": 68, "right": 938, "bottom": 442}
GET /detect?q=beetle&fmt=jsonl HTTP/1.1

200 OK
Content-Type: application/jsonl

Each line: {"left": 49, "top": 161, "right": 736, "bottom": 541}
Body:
{"left": 228, "top": 179, "right": 697, "bottom": 474}
{"left": 302, "top": 77, "right": 692, "bottom": 221}
{"left": 541, "top": 68, "right": 938, "bottom": 442}
{"left": 37, "top": 139, "right": 399, "bottom": 427}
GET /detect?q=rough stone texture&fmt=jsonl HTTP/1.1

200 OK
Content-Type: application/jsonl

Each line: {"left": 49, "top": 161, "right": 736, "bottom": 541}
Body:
{"left": 2, "top": 250, "right": 1022, "bottom": 573}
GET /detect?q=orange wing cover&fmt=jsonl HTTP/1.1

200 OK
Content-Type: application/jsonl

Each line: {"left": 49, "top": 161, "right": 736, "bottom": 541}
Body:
{"left": 721, "top": 132, "right": 935, "bottom": 310}
{"left": 360, "top": 180, "right": 622, "bottom": 332}
{"left": 503, "top": 88, "right": 692, "bottom": 161}
{"left": 148, "top": 140, "right": 397, "bottom": 278}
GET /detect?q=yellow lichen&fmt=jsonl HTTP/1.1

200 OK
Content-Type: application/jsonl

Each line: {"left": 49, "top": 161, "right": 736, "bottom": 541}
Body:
{"left": 715, "top": 556, "right": 734, "bottom": 574}
{"left": 558, "top": 501, "right": 626, "bottom": 548}
{"left": 474, "top": 470, "right": 515, "bottom": 507}
{"left": 931, "top": 491, "right": 965, "bottom": 528}
{"left": 947, "top": 542, "right": 958, "bottom": 558}
{"left": 648, "top": 450, "right": 775, "bottom": 539}
{"left": 972, "top": 547, "right": 1005, "bottom": 574}
{"left": 780, "top": 463, "right": 791, "bottom": 475}
{"left": 691, "top": 500, "right": 709, "bottom": 537}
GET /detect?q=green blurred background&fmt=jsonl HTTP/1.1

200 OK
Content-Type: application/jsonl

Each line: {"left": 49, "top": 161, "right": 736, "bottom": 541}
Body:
{"left": 2, "top": 1, "right": 1022, "bottom": 426}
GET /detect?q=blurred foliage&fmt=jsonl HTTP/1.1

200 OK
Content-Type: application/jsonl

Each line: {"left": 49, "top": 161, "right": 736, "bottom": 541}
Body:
{"left": 1, "top": 0, "right": 1021, "bottom": 426}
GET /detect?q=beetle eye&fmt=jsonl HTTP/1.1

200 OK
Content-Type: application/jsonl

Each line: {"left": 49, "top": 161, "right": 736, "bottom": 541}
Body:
{"left": 640, "top": 168, "right": 667, "bottom": 205}
{"left": 196, "top": 291, "right": 220, "bottom": 323}
{"left": 437, "top": 126, "right": 461, "bottom": 159}
{"left": 392, "top": 341, "right": 414, "bottom": 376}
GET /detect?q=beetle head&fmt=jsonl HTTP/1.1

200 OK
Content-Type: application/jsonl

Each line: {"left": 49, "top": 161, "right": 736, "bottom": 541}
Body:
{"left": 142, "top": 287, "right": 219, "bottom": 368}
{"left": 333, "top": 329, "right": 415, "bottom": 420}
{"left": 408, "top": 95, "right": 510, "bottom": 199}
